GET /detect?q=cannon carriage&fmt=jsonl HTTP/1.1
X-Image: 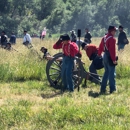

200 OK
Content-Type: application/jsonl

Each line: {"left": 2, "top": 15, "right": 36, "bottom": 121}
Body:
{"left": 46, "top": 53, "right": 102, "bottom": 90}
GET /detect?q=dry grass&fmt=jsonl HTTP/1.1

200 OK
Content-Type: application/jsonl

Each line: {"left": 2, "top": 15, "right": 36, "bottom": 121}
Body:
{"left": 0, "top": 37, "right": 130, "bottom": 130}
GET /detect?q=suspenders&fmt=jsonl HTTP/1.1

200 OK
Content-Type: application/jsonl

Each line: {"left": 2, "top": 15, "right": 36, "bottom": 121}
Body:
{"left": 104, "top": 36, "right": 112, "bottom": 51}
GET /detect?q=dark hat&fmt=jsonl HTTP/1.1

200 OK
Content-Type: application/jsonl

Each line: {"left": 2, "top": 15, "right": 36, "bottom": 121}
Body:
{"left": 60, "top": 34, "right": 70, "bottom": 41}
{"left": 24, "top": 30, "right": 27, "bottom": 32}
{"left": 40, "top": 47, "right": 48, "bottom": 53}
{"left": 81, "top": 42, "right": 87, "bottom": 50}
{"left": 40, "top": 47, "right": 47, "bottom": 51}
{"left": 108, "top": 26, "right": 118, "bottom": 32}
{"left": 119, "top": 25, "right": 123, "bottom": 29}
{"left": 2, "top": 31, "right": 6, "bottom": 34}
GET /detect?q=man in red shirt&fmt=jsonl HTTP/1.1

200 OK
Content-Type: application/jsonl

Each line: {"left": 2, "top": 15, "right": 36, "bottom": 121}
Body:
{"left": 53, "top": 34, "right": 79, "bottom": 92}
{"left": 81, "top": 43, "right": 104, "bottom": 84}
{"left": 98, "top": 26, "right": 118, "bottom": 94}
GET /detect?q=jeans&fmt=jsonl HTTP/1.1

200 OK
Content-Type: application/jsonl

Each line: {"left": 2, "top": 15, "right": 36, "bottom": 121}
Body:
{"left": 118, "top": 44, "right": 125, "bottom": 51}
{"left": 61, "top": 56, "right": 74, "bottom": 92}
{"left": 100, "top": 53, "right": 116, "bottom": 93}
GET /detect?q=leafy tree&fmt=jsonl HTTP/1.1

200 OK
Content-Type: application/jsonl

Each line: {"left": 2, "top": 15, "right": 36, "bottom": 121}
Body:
{"left": 1, "top": 0, "right": 130, "bottom": 36}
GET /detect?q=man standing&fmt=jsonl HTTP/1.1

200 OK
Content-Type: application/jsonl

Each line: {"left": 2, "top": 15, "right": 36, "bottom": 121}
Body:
{"left": 23, "top": 30, "right": 32, "bottom": 48}
{"left": 84, "top": 28, "right": 92, "bottom": 44}
{"left": 53, "top": 34, "right": 79, "bottom": 92}
{"left": 70, "top": 30, "right": 77, "bottom": 42}
{"left": 98, "top": 26, "right": 118, "bottom": 94}
{"left": 81, "top": 42, "right": 104, "bottom": 84}
{"left": 0, "top": 31, "right": 8, "bottom": 47}
{"left": 117, "top": 25, "right": 129, "bottom": 51}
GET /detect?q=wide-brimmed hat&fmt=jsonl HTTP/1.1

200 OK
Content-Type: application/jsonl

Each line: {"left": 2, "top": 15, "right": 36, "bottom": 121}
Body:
{"left": 60, "top": 34, "right": 70, "bottom": 41}
{"left": 81, "top": 42, "right": 87, "bottom": 50}
{"left": 108, "top": 26, "right": 118, "bottom": 32}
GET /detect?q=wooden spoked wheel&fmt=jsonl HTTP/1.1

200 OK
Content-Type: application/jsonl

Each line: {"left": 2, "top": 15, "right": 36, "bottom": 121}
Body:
{"left": 46, "top": 53, "right": 83, "bottom": 89}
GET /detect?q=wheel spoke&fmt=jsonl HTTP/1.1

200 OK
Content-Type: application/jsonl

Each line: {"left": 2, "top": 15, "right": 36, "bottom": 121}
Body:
{"left": 50, "top": 67, "right": 61, "bottom": 72}
{"left": 54, "top": 74, "right": 61, "bottom": 82}
{"left": 73, "top": 75, "right": 79, "bottom": 80}
{"left": 53, "top": 61, "right": 62, "bottom": 68}
{"left": 49, "top": 72, "right": 60, "bottom": 76}
{"left": 73, "top": 75, "right": 81, "bottom": 80}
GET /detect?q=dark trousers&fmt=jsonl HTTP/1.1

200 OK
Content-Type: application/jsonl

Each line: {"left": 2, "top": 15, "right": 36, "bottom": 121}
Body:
{"left": 89, "top": 61, "right": 100, "bottom": 80}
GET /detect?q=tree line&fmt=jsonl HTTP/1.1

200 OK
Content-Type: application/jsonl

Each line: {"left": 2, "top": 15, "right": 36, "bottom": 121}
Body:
{"left": 0, "top": 0, "right": 130, "bottom": 37}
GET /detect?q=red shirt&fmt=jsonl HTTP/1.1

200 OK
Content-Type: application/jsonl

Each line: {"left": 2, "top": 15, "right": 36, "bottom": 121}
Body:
{"left": 98, "top": 33, "right": 116, "bottom": 61}
{"left": 53, "top": 41, "right": 79, "bottom": 57}
{"left": 85, "top": 44, "right": 98, "bottom": 58}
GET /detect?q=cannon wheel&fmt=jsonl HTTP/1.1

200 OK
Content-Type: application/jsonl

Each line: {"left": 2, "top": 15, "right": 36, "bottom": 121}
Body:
{"left": 46, "top": 53, "right": 83, "bottom": 89}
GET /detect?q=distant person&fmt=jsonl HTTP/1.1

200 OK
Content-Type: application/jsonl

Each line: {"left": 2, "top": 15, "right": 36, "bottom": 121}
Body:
{"left": 23, "top": 30, "right": 33, "bottom": 48}
{"left": 41, "top": 27, "right": 47, "bottom": 40}
{"left": 70, "top": 30, "right": 77, "bottom": 42}
{"left": 9, "top": 32, "right": 16, "bottom": 44}
{"left": 0, "top": 31, "right": 8, "bottom": 47}
{"left": 48, "top": 32, "right": 52, "bottom": 38}
{"left": 40, "top": 34, "right": 42, "bottom": 39}
{"left": 84, "top": 28, "right": 92, "bottom": 44}
{"left": 4, "top": 42, "right": 12, "bottom": 51}
{"left": 117, "top": 25, "right": 129, "bottom": 51}
{"left": 98, "top": 26, "right": 118, "bottom": 94}
{"left": 40, "top": 47, "right": 52, "bottom": 60}
{"left": 81, "top": 42, "right": 104, "bottom": 84}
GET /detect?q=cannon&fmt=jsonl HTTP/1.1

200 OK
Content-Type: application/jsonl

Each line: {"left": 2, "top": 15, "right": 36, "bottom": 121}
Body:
{"left": 46, "top": 53, "right": 102, "bottom": 90}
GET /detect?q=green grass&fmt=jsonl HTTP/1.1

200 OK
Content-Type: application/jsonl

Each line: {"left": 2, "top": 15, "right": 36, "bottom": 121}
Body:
{"left": 0, "top": 79, "right": 130, "bottom": 130}
{"left": 0, "top": 38, "right": 130, "bottom": 130}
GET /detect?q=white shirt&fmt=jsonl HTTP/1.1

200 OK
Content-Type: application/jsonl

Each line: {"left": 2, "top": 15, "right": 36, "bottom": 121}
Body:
{"left": 23, "top": 33, "right": 32, "bottom": 43}
{"left": 76, "top": 40, "right": 83, "bottom": 46}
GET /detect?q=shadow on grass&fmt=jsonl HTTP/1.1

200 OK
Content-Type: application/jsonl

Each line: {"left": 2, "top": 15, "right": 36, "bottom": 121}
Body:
{"left": 0, "top": 78, "right": 45, "bottom": 84}
{"left": 88, "top": 91, "right": 100, "bottom": 98}
{"left": 88, "top": 90, "right": 111, "bottom": 98}
{"left": 41, "top": 90, "right": 63, "bottom": 99}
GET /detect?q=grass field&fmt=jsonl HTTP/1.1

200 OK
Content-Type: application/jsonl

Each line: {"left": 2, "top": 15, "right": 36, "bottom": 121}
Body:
{"left": 0, "top": 37, "right": 130, "bottom": 130}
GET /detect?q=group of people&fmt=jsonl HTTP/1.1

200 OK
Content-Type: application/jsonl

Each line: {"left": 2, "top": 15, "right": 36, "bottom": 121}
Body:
{"left": 53, "top": 25, "right": 129, "bottom": 94}
{"left": 0, "top": 30, "right": 33, "bottom": 50}
{"left": 70, "top": 25, "right": 129, "bottom": 51}
{"left": 0, "top": 31, "right": 16, "bottom": 50}
{"left": 70, "top": 28, "right": 92, "bottom": 44}
{"left": 0, "top": 31, "right": 16, "bottom": 44}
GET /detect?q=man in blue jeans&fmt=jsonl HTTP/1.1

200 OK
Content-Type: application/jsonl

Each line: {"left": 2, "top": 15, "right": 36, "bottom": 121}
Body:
{"left": 53, "top": 34, "right": 79, "bottom": 92}
{"left": 98, "top": 26, "right": 118, "bottom": 94}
